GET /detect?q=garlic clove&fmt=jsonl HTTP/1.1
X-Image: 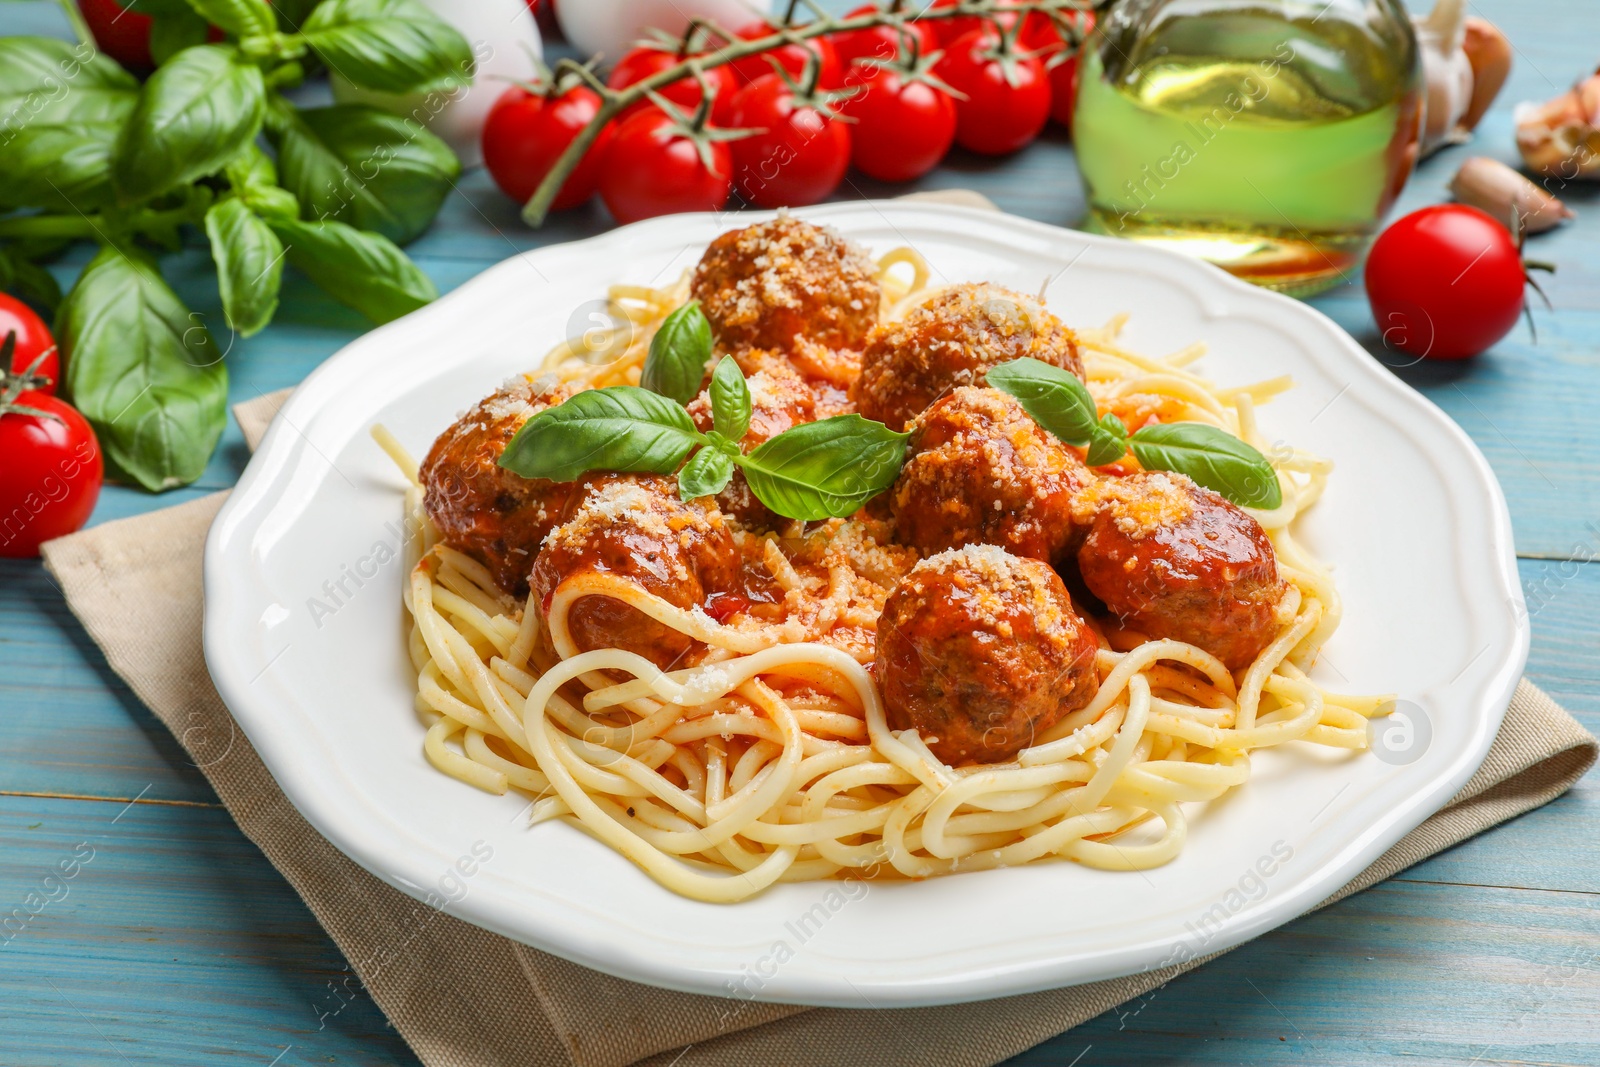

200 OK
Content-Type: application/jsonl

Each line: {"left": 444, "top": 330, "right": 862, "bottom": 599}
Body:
{"left": 1458, "top": 18, "right": 1512, "bottom": 133}
{"left": 1515, "top": 68, "right": 1600, "bottom": 180}
{"left": 1449, "top": 156, "right": 1574, "bottom": 233}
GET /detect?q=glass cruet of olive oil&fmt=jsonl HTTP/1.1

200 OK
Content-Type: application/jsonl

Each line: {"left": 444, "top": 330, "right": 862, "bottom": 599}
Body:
{"left": 1073, "top": 0, "right": 1423, "bottom": 297}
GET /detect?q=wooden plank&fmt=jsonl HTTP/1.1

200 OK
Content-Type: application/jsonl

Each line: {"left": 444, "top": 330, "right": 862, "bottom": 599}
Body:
{"left": 1020, "top": 878, "right": 1600, "bottom": 1066}
{"left": 3, "top": 794, "right": 1595, "bottom": 1067}
{"left": 0, "top": 796, "right": 416, "bottom": 1065}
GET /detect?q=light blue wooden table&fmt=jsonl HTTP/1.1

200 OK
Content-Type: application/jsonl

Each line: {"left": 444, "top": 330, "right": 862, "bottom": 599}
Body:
{"left": 2, "top": 1, "right": 1597, "bottom": 1063}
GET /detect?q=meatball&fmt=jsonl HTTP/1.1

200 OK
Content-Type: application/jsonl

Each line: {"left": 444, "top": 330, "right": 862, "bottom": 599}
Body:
{"left": 531, "top": 474, "right": 738, "bottom": 669}
{"left": 876, "top": 545, "right": 1099, "bottom": 765}
{"left": 687, "top": 368, "right": 816, "bottom": 528}
{"left": 856, "top": 283, "right": 1084, "bottom": 432}
{"left": 690, "top": 216, "right": 882, "bottom": 355}
{"left": 420, "top": 375, "right": 577, "bottom": 596}
{"left": 1074, "top": 471, "right": 1289, "bottom": 671}
{"left": 891, "top": 386, "right": 1093, "bottom": 564}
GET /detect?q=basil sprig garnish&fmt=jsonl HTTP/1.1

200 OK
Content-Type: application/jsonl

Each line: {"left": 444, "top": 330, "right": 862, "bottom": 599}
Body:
{"left": 500, "top": 356, "right": 909, "bottom": 520}
{"left": 986, "top": 358, "right": 1283, "bottom": 509}
{"left": 640, "top": 300, "right": 713, "bottom": 405}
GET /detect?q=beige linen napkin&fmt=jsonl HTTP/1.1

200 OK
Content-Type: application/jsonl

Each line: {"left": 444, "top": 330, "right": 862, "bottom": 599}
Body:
{"left": 40, "top": 195, "right": 1599, "bottom": 1066}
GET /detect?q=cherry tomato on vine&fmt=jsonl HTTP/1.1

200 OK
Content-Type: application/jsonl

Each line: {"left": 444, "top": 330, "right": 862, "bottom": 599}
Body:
{"left": 0, "top": 294, "right": 58, "bottom": 396}
{"left": 831, "top": 3, "right": 938, "bottom": 75}
{"left": 729, "top": 68, "right": 852, "bottom": 208}
{"left": 0, "top": 380, "right": 102, "bottom": 558}
{"left": 1047, "top": 10, "right": 1096, "bottom": 130}
{"left": 482, "top": 79, "right": 614, "bottom": 211}
{"left": 729, "top": 20, "right": 844, "bottom": 89}
{"left": 607, "top": 46, "right": 739, "bottom": 126}
{"left": 840, "top": 48, "right": 959, "bottom": 182}
{"left": 927, "top": 0, "right": 1055, "bottom": 50}
{"left": 599, "top": 108, "right": 736, "bottom": 223}
{"left": 78, "top": 0, "right": 226, "bottom": 74}
{"left": 937, "top": 28, "right": 1051, "bottom": 155}
{"left": 1365, "top": 204, "right": 1542, "bottom": 361}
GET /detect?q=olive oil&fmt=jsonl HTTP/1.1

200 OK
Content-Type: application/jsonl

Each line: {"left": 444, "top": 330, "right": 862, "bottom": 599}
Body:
{"left": 1074, "top": 2, "right": 1422, "bottom": 297}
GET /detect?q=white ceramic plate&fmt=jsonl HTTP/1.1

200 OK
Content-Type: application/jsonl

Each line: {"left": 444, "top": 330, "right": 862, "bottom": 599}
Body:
{"left": 204, "top": 202, "right": 1528, "bottom": 1008}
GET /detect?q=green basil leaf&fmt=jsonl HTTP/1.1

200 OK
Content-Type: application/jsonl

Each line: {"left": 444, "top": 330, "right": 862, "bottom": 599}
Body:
{"left": 0, "top": 123, "right": 128, "bottom": 211}
{"left": 738, "top": 415, "right": 909, "bottom": 521}
{"left": 113, "top": 44, "right": 267, "bottom": 203}
{"left": 267, "top": 217, "right": 435, "bottom": 323}
{"left": 185, "top": 0, "right": 276, "bottom": 39}
{"left": 268, "top": 0, "right": 322, "bottom": 31}
{"left": 0, "top": 247, "right": 63, "bottom": 314}
{"left": 984, "top": 356, "right": 1099, "bottom": 446}
{"left": 149, "top": 8, "right": 212, "bottom": 65}
{"left": 708, "top": 355, "right": 751, "bottom": 442}
{"left": 57, "top": 244, "right": 228, "bottom": 491}
{"left": 301, "top": 0, "right": 473, "bottom": 94}
{"left": 205, "top": 198, "right": 284, "bottom": 337}
{"left": 499, "top": 386, "right": 706, "bottom": 483}
{"left": 677, "top": 446, "right": 735, "bottom": 502}
{"left": 0, "top": 37, "right": 137, "bottom": 127}
{"left": 0, "top": 39, "right": 137, "bottom": 211}
{"left": 224, "top": 142, "right": 300, "bottom": 219}
{"left": 1085, "top": 427, "right": 1127, "bottom": 467}
{"left": 1129, "top": 422, "right": 1283, "bottom": 510}
{"left": 268, "top": 102, "right": 458, "bottom": 244}
{"left": 640, "top": 300, "right": 712, "bottom": 406}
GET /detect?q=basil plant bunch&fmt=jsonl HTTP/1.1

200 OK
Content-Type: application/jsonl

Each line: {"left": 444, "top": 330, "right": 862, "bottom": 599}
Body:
{"left": 0, "top": 0, "right": 473, "bottom": 490}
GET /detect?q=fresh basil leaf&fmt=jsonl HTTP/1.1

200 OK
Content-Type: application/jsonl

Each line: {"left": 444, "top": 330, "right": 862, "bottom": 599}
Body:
{"left": 677, "top": 446, "right": 735, "bottom": 502}
{"left": 267, "top": 217, "right": 435, "bottom": 324}
{"left": 0, "top": 123, "right": 128, "bottom": 211}
{"left": 113, "top": 44, "right": 267, "bottom": 202}
{"left": 301, "top": 0, "right": 472, "bottom": 94}
{"left": 0, "top": 247, "right": 63, "bottom": 314}
{"left": 224, "top": 142, "right": 300, "bottom": 219}
{"left": 205, "top": 198, "right": 283, "bottom": 337}
{"left": 149, "top": 8, "right": 211, "bottom": 65}
{"left": 1085, "top": 428, "right": 1127, "bottom": 467}
{"left": 1129, "top": 422, "right": 1283, "bottom": 510}
{"left": 708, "top": 355, "right": 751, "bottom": 442}
{"left": 185, "top": 0, "right": 276, "bottom": 39}
{"left": 499, "top": 386, "right": 706, "bottom": 483}
{"left": 268, "top": 102, "right": 458, "bottom": 244}
{"left": 984, "top": 356, "right": 1099, "bottom": 446}
{"left": 738, "top": 415, "right": 909, "bottom": 521}
{"left": 0, "top": 37, "right": 136, "bottom": 127}
{"left": 57, "top": 244, "right": 228, "bottom": 491}
{"left": 0, "top": 39, "right": 137, "bottom": 210}
{"left": 640, "top": 300, "right": 712, "bottom": 406}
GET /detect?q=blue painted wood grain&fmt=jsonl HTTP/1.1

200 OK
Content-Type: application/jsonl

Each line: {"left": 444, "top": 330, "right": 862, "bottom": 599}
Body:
{"left": 2, "top": 0, "right": 1598, "bottom": 1063}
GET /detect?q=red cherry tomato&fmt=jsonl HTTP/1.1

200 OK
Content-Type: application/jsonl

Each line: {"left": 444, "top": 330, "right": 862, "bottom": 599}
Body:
{"left": 481, "top": 82, "right": 613, "bottom": 211}
{"left": 0, "top": 293, "right": 59, "bottom": 396}
{"left": 1365, "top": 205, "right": 1533, "bottom": 361}
{"left": 1047, "top": 11, "right": 1096, "bottom": 129}
{"left": 937, "top": 28, "right": 1051, "bottom": 155}
{"left": 0, "top": 391, "right": 102, "bottom": 558}
{"left": 927, "top": 0, "right": 1054, "bottom": 49}
{"left": 78, "top": 0, "right": 153, "bottom": 72}
{"left": 729, "top": 21, "right": 843, "bottom": 89}
{"left": 607, "top": 47, "right": 739, "bottom": 126}
{"left": 599, "top": 109, "right": 734, "bottom": 224}
{"left": 832, "top": 4, "right": 938, "bottom": 76}
{"left": 729, "top": 71, "right": 852, "bottom": 208}
{"left": 841, "top": 65, "right": 956, "bottom": 182}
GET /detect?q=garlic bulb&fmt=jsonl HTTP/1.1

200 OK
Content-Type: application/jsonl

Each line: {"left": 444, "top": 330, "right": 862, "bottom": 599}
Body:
{"left": 1515, "top": 68, "right": 1600, "bottom": 180}
{"left": 1413, "top": 0, "right": 1511, "bottom": 157}
{"left": 1449, "top": 157, "right": 1574, "bottom": 233}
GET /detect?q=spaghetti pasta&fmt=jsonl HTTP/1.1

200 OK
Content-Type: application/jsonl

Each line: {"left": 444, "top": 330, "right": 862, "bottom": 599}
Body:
{"left": 388, "top": 236, "right": 1388, "bottom": 904}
